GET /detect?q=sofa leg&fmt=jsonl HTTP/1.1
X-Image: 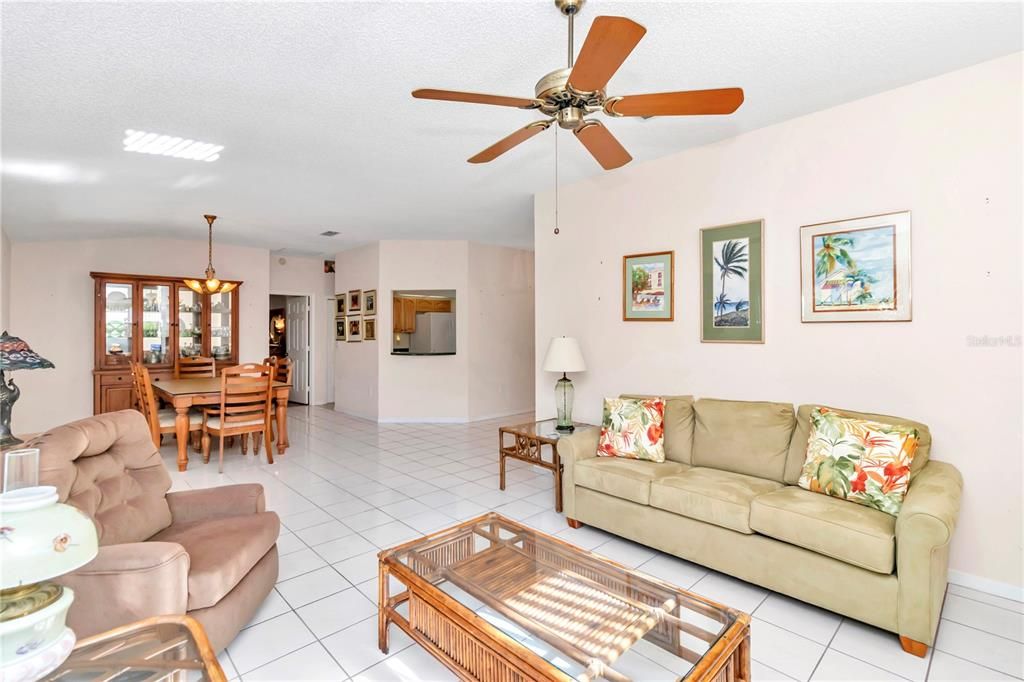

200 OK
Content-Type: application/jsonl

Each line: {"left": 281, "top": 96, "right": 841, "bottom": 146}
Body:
{"left": 899, "top": 636, "right": 928, "bottom": 657}
{"left": 567, "top": 518, "right": 582, "bottom": 529}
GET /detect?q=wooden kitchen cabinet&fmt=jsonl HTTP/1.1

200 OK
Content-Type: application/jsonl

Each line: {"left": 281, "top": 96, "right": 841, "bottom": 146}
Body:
{"left": 392, "top": 296, "right": 453, "bottom": 333}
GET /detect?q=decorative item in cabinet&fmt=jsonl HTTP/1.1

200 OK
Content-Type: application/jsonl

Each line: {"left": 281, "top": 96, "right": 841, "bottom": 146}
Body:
{"left": 91, "top": 272, "right": 241, "bottom": 415}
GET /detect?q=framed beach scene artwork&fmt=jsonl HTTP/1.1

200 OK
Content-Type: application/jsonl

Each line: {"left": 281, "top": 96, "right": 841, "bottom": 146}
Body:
{"left": 701, "top": 220, "right": 764, "bottom": 343}
{"left": 622, "top": 251, "right": 674, "bottom": 321}
{"left": 800, "top": 211, "right": 911, "bottom": 322}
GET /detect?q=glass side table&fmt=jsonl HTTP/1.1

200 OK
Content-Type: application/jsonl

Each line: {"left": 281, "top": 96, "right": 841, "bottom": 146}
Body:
{"left": 498, "top": 418, "right": 598, "bottom": 512}
{"left": 43, "top": 615, "right": 226, "bottom": 681}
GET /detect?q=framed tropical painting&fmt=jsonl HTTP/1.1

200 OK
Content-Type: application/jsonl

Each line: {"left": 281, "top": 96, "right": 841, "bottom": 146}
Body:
{"left": 623, "top": 251, "right": 674, "bottom": 321}
{"left": 800, "top": 211, "right": 911, "bottom": 322}
{"left": 700, "top": 220, "right": 764, "bottom": 343}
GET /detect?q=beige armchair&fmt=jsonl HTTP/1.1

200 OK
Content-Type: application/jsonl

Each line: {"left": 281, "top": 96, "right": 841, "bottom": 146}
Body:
{"left": 31, "top": 409, "right": 280, "bottom": 652}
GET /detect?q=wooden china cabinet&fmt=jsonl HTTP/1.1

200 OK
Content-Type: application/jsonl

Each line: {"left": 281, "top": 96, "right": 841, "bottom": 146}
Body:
{"left": 91, "top": 272, "right": 241, "bottom": 415}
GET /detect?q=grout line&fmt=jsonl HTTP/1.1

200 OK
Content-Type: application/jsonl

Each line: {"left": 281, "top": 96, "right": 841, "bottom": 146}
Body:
{"left": 936, "top": 615, "right": 1024, "bottom": 647}
{"left": 931, "top": 647, "right": 1024, "bottom": 681}
{"left": 947, "top": 588, "right": 1024, "bottom": 616}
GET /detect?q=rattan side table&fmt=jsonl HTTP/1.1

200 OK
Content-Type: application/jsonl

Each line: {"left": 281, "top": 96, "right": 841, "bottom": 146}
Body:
{"left": 498, "top": 419, "right": 597, "bottom": 512}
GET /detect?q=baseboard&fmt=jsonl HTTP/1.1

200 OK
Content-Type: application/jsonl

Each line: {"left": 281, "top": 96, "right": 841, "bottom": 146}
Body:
{"left": 948, "top": 569, "right": 1024, "bottom": 602}
{"left": 377, "top": 416, "right": 468, "bottom": 424}
{"left": 376, "top": 407, "right": 535, "bottom": 425}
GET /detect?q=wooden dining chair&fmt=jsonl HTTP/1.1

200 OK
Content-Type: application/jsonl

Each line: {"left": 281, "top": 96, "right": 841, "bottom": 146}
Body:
{"left": 202, "top": 363, "right": 274, "bottom": 473}
{"left": 175, "top": 356, "right": 216, "bottom": 379}
{"left": 131, "top": 362, "right": 202, "bottom": 450}
{"left": 252, "top": 357, "right": 292, "bottom": 456}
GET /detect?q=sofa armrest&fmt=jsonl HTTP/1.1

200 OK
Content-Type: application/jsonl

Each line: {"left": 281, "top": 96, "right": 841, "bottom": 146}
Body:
{"left": 166, "top": 483, "right": 266, "bottom": 524}
{"left": 557, "top": 427, "right": 600, "bottom": 519}
{"left": 57, "top": 542, "right": 190, "bottom": 640}
{"left": 895, "top": 460, "right": 963, "bottom": 646}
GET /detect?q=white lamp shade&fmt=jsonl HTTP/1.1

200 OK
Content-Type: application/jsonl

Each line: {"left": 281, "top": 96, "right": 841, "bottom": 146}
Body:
{"left": 542, "top": 337, "right": 586, "bottom": 373}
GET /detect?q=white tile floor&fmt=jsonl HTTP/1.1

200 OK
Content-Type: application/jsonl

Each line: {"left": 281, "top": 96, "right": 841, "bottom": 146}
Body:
{"left": 162, "top": 406, "right": 1024, "bottom": 682}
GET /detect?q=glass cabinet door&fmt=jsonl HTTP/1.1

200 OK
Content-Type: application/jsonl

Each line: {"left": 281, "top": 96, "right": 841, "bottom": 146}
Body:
{"left": 139, "top": 283, "right": 173, "bottom": 367}
{"left": 176, "top": 286, "right": 204, "bottom": 360}
{"left": 100, "top": 280, "right": 134, "bottom": 369}
{"left": 208, "top": 291, "right": 234, "bottom": 365}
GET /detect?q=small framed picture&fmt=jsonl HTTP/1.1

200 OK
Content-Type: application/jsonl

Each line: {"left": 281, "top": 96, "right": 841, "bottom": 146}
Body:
{"left": 348, "top": 289, "right": 362, "bottom": 313}
{"left": 800, "top": 211, "right": 911, "bottom": 322}
{"left": 335, "top": 318, "right": 347, "bottom": 341}
{"left": 623, "top": 251, "right": 674, "bottom": 321}
{"left": 364, "top": 290, "right": 377, "bottom": 316}
{"left": 335, "top": 295, "right": 346, "bottom": 319}
{"left": 364, "top": 317, "right": 376, "bottom": 341}
{"left": 701, "top": 220, "right": 765, "bottom": 343}
{"left": 347, "top": 316, "right": 362, "bottom": 342}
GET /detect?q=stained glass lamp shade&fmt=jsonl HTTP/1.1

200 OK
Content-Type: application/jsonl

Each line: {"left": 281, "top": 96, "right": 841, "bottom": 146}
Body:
{"left": 0, "top": 331, "right": 55, "bottom": 448}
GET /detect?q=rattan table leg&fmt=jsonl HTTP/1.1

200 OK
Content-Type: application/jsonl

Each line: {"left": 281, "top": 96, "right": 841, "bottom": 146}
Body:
{"left": 378, "top": 561, "right": 390, "bottom": 654}
{"left": 553, "top": 446, "right": 563, "bottom": 512}
{"left": 498, "top": 430, "right": 507, "bottom": 491}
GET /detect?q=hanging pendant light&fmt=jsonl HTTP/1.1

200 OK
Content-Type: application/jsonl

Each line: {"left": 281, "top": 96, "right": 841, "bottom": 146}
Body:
{"left": 184, "top": 214, "right": 237, "bottom": 295}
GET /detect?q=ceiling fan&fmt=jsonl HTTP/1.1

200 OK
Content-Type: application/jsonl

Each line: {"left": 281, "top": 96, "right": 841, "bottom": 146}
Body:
{"left": 412, "top": 0, "right": 744, "bottom": 171}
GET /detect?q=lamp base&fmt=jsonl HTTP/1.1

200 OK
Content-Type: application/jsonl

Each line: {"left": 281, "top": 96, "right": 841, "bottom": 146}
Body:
{"left": 0, "top": 434, "right": 24, "bottom": 449}
{"left": 0, "top": 583, "right": 76, "bottom": 678}
{"left": 554, "top": 374, "right": 575, "bottom": 433}
{"left": 555, "top": 424, "right": 576, "bottom": 433}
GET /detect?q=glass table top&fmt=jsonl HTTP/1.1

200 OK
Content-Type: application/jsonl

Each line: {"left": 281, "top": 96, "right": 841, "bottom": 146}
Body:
{"left": 502, "top": 419, "right": 598, "bottom": 441}
{"left": 384, "top": 513, "right": 737, "bottom": 681}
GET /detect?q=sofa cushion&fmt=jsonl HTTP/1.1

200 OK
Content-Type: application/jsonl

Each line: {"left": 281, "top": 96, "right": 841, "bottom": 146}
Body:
{"left": 798, "top": 407, "right": 920, "bottom": 517}
{"left": 650, "top": 468, "right": 783, "bottom": 534}
{"left": 597, "top": 397, "right": 667, "bottom": 462}
{"left": 151, "top": 511, "right": 280, "bottom": 610}
{"left": 749, "top": 486, "right": 895, "bottom": 574}
{"left": 785, "top": 404, "right": 932, "bottom": 486}
{"left": 35, "top": 410, "right": 172, "bottom": 546}
{"left": 621, "top": 395, "right": 695, "bottom": 464}
{"left": 692, "top": 398, "right": 796, "bottom": 482}
{"left": 575, "top": 458, "right": 688, "bottom": 505}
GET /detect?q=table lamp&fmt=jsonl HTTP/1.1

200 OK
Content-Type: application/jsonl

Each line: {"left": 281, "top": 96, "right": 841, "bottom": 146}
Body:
{"left": 0, "top": 477, "right": 99, "bottom": 681}
{"left": 0, "top": 331, "right": 55, "bottom": 448}
{"left": 542, "top": 336, "right": 586, "bottom": 432}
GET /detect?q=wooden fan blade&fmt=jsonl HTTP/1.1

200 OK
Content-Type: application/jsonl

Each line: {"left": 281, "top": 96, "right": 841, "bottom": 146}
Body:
{"left": 606, "top": 88, "right": 745, "bottom": 117}
{"left": 468, "top": 120, "right": 552, "bottom": 164}
{"left": 412, "top": 88, "right": 539, "bottom": 109}
{"left": 574, "top": 120, "right": 632, "bottom": 170}
{"left": 567, "top": 16, "right": 646, "bottom": 93}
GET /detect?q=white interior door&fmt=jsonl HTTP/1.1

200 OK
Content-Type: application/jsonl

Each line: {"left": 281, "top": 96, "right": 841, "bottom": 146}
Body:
{"left": 286, "top": 296, "right": 309, "bottom": 404}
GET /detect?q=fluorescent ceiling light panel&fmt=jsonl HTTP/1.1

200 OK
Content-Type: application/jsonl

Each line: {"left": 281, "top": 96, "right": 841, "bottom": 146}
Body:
{"left": 123, "top": 129, "right": 224, "bottom": 162}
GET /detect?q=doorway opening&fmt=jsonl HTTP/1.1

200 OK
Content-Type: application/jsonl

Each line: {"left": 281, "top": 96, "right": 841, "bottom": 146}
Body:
{"left": 269, "top": 294, "right": 310, "bottom": 405}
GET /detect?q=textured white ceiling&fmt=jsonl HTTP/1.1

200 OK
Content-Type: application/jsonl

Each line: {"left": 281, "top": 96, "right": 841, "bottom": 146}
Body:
{"left": 2, "top": 1, "right": 1020, "bottom": 255}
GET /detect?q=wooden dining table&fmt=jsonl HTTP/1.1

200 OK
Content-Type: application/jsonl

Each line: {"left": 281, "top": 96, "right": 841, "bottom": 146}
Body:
{"left": 152, "top": 377, "right": 292, "bottom": 471}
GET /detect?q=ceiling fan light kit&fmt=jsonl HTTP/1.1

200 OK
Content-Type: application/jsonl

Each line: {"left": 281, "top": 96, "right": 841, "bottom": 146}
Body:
{"left": 412, "top": 0, "right": 745, "bottom": 170}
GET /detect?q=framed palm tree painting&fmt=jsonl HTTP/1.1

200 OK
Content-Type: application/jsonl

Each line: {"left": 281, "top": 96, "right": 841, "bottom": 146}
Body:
{"left": 800, "top": 211, "right": 911, "bottom": 322}
{"left": 700, "top": 220, "right": 764, "bottom": 343}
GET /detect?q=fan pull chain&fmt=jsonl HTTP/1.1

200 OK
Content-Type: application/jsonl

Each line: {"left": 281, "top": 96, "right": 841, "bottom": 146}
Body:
{"left": 553, "top": 125, "right": 560, "bottom": 235}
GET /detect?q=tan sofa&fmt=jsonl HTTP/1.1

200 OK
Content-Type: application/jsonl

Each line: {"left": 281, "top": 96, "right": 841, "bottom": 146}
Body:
{"left": 558, "top": 396, "right": 962, "bottom": 657}
{"left": 31, "top": 410, "right": 280, "bottom": 651}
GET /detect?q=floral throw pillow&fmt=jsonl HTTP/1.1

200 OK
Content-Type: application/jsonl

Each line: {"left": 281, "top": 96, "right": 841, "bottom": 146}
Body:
{"left": 798, "top": 407, "right": 920, "bottom": 516}
{"left": 597, "top": 398, "right": 666, "bottom": 462}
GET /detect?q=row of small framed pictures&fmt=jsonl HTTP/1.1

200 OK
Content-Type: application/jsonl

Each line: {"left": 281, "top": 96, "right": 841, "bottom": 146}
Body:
{"left": 335, "top": 289, "right": 377, "bottom": 318}
{"left": 336, "top": 316, "right": 376, "bottom": 342}
{"left": 623, "top": 211, "right": 912, "bottom": 343}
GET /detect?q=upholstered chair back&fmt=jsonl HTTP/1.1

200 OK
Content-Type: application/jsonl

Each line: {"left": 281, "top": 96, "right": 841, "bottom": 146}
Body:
{"left": 32, "top": 410, "right": 173, "bottom": 546}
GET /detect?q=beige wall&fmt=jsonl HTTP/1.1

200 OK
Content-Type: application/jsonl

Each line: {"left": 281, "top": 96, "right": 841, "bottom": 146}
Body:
{"left": 333, "top": 240, "right": 535, "bottom": 423}
{"left": 269, "top": 254, "right": 335, "bottom": 405}
{"left": 0, "top": 227, "right": 10, "bottom": 331}
{"left": 534, "top": 53, "right": 1023, "bottom": 595}
{"left": 8, "top": 237, "right": 270, "bottom": 433}
{"left": 467, "top": 243, "right": 535, "bottom": 420}
{"left": 377, "top": 240, "right": 470, "bottom": 422}
{"left": 333, "top": 243, "right": 380, "bottom": 420}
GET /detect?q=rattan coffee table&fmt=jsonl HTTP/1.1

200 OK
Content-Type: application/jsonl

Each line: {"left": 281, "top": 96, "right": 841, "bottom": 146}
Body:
{"left": 378, "top": 513, "right": 750, "bottom": 682}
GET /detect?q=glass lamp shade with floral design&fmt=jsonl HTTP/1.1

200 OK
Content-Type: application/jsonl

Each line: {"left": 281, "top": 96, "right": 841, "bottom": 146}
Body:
{"left": 0, "top": 486, "right": 99, "bottom": 681}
